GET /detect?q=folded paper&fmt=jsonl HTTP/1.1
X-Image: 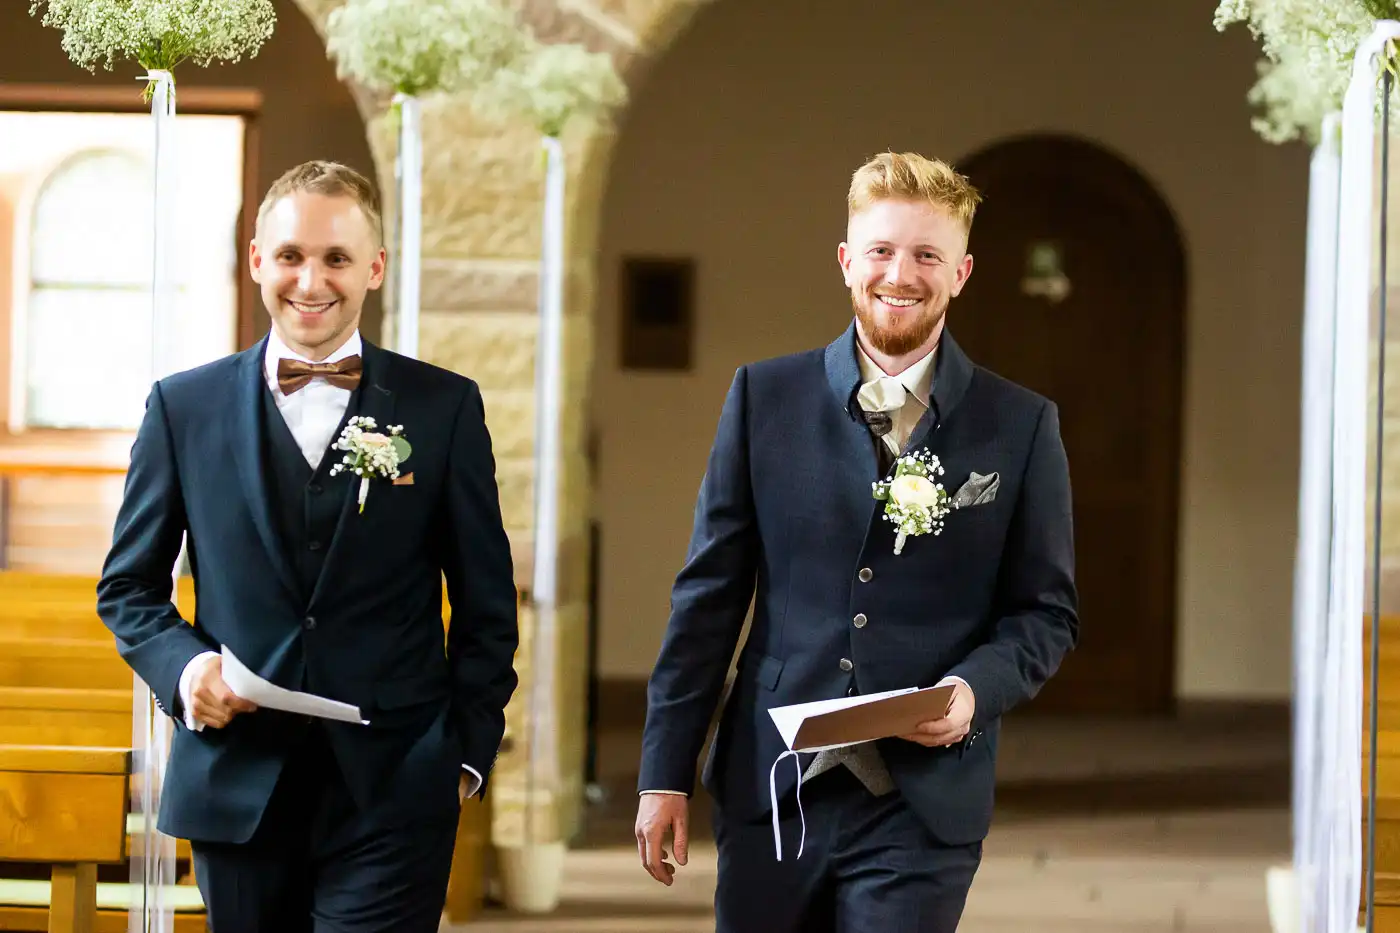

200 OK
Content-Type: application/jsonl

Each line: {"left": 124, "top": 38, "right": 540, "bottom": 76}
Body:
{"left": 221, "top": 646, "right": 369, "bottom": 725}
{"left": 766, "top": 683, "right": 955, "bottom": 860}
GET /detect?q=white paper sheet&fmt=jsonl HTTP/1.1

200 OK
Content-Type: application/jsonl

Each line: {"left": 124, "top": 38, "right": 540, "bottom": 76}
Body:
{"left": 767, "top": 686, "right": 921, "bottom": 752}
{"left": 220, "top": 646, "right": 369, "bottom": 725}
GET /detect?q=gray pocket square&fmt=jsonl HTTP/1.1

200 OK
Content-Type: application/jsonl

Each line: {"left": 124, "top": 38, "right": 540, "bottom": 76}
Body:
{"left": 951, "top": 471, "right": 999, "bottom": 509}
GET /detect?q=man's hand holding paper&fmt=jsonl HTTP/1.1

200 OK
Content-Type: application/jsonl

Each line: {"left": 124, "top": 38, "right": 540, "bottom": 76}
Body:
{"left": 899, "top": 680, "right": 975, "bottom": 748}
{"left": 188, "top": 654, "right": 259, "bottom": 729}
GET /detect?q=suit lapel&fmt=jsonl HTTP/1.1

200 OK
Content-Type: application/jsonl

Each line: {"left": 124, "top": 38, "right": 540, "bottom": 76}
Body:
{"left": 308, "top": 341, "right": 397, "bottom": 609}
{"left": 822, "top": 321, "right": 884, "bottom": 480}
{"left": 229, "top": 336, "right": 303, "bottom": 603}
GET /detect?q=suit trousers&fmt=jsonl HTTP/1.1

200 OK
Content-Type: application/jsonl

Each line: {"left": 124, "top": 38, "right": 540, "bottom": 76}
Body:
{"left": 189, "top": 720, "right": 459, "bottom": 933}
{"left": 712, "top": 766, "right": 981, "bottom": 933}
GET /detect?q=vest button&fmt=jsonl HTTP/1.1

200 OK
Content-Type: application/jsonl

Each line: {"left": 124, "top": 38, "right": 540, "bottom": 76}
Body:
{"left": 858, "top": 568, "right": 873, "bottom": 583}
{"left": 308, "top": 541, "right": 322, "bottom": 551}
{"left": 303, "top": 616, "right": 317, "bottom": 630}
{"left": 839, "top": 658, "right": 853, "bottom": 672}
{"left": 853, "top": 613, "right": 867, "bottom": 628}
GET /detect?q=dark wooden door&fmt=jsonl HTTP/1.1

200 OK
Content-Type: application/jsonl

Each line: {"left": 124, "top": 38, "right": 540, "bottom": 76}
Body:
{"left": 951, "top": 136, "right": 1186, "bottom": 716}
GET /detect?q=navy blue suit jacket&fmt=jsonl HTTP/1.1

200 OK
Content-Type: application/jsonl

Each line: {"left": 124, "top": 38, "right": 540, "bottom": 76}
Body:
{"left": 638, "top": 323, "right": 1078, "bottom": 845}
{"left": 96, "top": 335, "right": 519, "bottom": 844}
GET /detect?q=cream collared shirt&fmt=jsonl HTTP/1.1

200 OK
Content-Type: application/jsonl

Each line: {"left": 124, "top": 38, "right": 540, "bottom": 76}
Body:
{"left": 854, "top": 341, "right": 936, "bottom": 457}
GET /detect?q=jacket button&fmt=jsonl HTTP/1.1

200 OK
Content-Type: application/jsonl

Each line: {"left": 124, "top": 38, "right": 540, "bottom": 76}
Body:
{"left": 839, "top": 658, "right": 853, "bottom": 672}
{"left": 304, "top": 616, "right": 317, "bottom": 630}
{"left": 858, "top": 568, "right": 873, "bottom": 583}
{"left": 309, "top": 483, "right": 323, "bottom": 495}
{"left": 308, "top": 541, "right": 322, "bottom": 551}
{"left": 853, "top": 613, "right": 867, "bottom": 628}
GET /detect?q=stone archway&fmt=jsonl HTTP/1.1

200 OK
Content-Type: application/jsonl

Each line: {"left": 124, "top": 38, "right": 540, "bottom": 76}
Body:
{"left": 289, "top": 0, "right": 710, "bottom": 842}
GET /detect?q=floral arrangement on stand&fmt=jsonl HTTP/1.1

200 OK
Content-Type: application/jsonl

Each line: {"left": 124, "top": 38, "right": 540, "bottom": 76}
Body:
{"left": 27, "top": 1, "right": 277, "bottom": 928}
{"left": 1214, "top": 0, "right": 1400, "bottom": 143}
{"left": 325, "top": 0, "right": 528, "bottom": 361}
{"left": 29, "top": 0, "right": 276, "bottom": 101}
{"left": 472, "top": 24, "right": 626, "bottom": 914}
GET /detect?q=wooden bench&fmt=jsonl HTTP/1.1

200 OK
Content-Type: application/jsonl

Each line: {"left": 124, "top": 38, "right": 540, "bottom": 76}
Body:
{"left": 0, "top": 744, "right": 205, "bottom": 933}
{"left": 0, "top": 570, "right": 492, "bottom": 925}
{"left": 1364, "top": 615, "right": 1400, "bottom": 930}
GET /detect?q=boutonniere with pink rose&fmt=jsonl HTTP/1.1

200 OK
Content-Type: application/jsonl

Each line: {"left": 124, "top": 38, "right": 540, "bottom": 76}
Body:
{"left": 329, "top": 417, "right": 412, "bottom": 513}
{"left": 871, "top": 448, "right": 950, "bottom": 555}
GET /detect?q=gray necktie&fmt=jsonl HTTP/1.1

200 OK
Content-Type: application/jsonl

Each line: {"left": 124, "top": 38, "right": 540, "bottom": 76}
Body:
{"left": 800, "top": 382, "right": 902, "bottom": 797}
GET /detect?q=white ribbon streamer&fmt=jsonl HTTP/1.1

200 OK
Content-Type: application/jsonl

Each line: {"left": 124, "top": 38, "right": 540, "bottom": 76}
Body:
{"left": 525, "top": 136, "right": 567, "bottom": 838}
{"left": 1292, "top": 109, "right": 1342, "bottom": 933}
{"left": 393, "top": 93, "right": 421, "bottom": 359}
{"left": 1309, "top": 20, "right": 1400, "bottom": 933}
{"left": 768, "top": 750, "right": 807, "bottom": 861}
{"left": 129, "top": 66, "right": 179, "bottom": 933}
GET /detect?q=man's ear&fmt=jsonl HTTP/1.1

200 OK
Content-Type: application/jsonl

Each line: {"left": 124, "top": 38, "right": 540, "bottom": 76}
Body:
{"left": 367, "top": 246, "right": 387, "bottom": 290}
{"left": 950, "top": 253, "right": 974, "bottom": 297}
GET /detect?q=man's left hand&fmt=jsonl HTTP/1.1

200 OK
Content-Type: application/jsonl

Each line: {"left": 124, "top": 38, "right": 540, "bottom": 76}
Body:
{"left": 900, "top": 681, "right": 975, "bottom": 747}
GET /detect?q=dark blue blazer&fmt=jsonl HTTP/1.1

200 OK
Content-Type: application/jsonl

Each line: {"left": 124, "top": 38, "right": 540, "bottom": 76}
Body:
{"left": 96, "top": 335, "right": 519, "bottom": 844}
{"left": 638, "top": 323, "right": 1078, "bottom": 845}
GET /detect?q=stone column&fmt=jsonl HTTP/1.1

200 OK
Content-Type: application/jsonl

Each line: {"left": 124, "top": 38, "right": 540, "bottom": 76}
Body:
{"left": 292, "top": 0, "right": 713, "bottom": 852}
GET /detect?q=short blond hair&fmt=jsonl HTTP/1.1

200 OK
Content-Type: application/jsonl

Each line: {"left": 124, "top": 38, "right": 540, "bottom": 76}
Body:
{"left": 256, "top": 160, "right": 383, "bottom": 246}
{"left": 848, "top": 151, "right": 982, "bottom": 233}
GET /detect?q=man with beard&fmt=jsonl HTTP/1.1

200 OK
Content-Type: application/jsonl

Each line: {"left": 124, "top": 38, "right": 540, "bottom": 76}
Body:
{"left": 633, "top": 151, "right": 1078, "bottom": 932}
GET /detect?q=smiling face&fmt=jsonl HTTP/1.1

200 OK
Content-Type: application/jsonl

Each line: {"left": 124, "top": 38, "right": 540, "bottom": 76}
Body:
{"left": 838, "top": 197, "right": 974, "bottom": 360}
{"left": 249, "top": 189, "right": 385, "bottom": 361}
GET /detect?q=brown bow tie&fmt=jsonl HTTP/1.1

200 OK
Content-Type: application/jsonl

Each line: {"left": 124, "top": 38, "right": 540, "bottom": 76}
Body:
{"left": 277, "top": 355, "right": 362, "bottom": 395}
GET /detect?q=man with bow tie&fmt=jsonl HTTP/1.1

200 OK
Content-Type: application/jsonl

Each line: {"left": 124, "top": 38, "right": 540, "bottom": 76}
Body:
{"left": 635, "top": 151, "right": 1079, "bottom": 932}
{"left": 96, "top": 160, "right": 519, "bottom": 932}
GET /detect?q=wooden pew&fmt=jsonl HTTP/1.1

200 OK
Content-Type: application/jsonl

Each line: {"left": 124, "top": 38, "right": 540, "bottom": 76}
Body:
{"left": 1364, "top": 615, "right": 1400, "bottom": 931}
{"left": 0, "top": 745, "right": 128, "bottom": 933}
{"left": 0, "top": 746, "right": 205, "bottom": 933}
{"left": 0, "top": 569, "right": 493, "bottom": 925}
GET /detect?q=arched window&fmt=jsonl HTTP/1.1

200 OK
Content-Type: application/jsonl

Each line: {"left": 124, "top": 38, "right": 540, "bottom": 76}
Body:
{"left": 24, "top": 148, "right": 156, "bottom": 430}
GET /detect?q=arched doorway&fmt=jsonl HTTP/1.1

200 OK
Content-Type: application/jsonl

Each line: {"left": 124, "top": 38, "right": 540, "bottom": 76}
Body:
{"left": 951, "top": 134, "right": 1188, "bottom": 716}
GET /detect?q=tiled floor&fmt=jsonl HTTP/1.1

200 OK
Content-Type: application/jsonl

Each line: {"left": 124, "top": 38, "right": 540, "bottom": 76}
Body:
{"left": 449, "top": 711, "right": 1291, "bottom": 931}
{"left": 452, "top": 808, "right": 1286, "bottom": 932}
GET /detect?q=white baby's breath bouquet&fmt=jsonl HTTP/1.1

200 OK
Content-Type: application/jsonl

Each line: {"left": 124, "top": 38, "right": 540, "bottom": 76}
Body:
{"left": 328, "top": 417, "right": 412, "bottom": 514}
{"left": 1214, "top": 0, "right": 1400, "bottom": 144}
{"left": 475, "top": 37, "right": 629, "bottom": 137}
{"left": 871, "top": 449, "right": 950, "bottom": 556}
{"left": 29, "top": 0, "right": 276, "bottom": 98}
{"left": 324, "top": 0, "right": 528, "bottom": 97}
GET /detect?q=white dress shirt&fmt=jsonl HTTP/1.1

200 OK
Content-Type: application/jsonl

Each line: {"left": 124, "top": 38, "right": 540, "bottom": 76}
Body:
{"left": 641, "top": 341, "right": 966, "bottom": 798}
{"left": 177, "top": 328, "right": 481, "bottom": 796}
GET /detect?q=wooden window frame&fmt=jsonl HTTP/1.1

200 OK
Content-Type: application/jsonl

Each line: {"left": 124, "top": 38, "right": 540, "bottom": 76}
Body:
{"left": 0, "top": 84, "right": 262, "bottom": 462}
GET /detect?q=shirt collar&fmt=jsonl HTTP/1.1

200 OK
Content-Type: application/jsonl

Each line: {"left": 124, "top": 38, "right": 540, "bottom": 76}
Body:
{"left": 264, "top": 328, "right": 363, "bottom": 391}
{"left": 855, "top": 340, "right": 937, "bottom": 406}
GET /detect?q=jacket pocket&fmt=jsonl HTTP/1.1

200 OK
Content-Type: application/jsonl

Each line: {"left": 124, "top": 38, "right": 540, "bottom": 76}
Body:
{"left": 737, "top": 652, "right": 784, "bottom": 691}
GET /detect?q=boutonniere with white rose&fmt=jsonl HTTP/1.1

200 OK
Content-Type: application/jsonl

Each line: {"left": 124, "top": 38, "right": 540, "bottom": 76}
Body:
{"left": 328, "top": 417, "right": 412, "bottom": 514}
{"left": 871, "top": 448, "right": 951, "bottom": 555}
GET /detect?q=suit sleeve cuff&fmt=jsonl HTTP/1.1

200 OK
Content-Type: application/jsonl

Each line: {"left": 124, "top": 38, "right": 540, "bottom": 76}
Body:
{"left": 461, "top": 764, "right": 483, "bottom": 798}
{"left": 177, "top": 651, "right": 218, "bottom": 732}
